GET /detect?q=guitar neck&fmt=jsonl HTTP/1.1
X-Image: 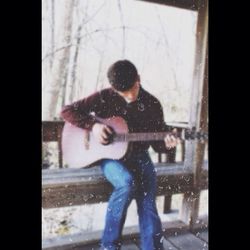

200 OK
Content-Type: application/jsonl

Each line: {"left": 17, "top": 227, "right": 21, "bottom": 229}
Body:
{"left": 114, "top": 132, "right": 174, "bottom": 142}
{"left": 114, "top": 130, "right": 208, "bottom": 142}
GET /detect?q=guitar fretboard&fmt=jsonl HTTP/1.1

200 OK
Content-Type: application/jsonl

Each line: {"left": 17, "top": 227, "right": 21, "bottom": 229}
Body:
{"left": 114, "top": 130, "right": 208, "bottom": 142}
{"left": 114, "top": 132, "right": 174, "bottom": 142}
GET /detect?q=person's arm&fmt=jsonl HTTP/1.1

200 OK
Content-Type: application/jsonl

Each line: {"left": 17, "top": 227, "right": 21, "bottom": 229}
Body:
{"left": 60, "top": 91, "right": 101, "bottom": 130}
{"left": 60, "top": 91, "right": 114, "bottom": 145}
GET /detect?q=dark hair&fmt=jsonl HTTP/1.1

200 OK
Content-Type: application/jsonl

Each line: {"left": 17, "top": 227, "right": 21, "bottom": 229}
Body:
{"left": 107, "top": 60, "right": 138, "bottom": 91}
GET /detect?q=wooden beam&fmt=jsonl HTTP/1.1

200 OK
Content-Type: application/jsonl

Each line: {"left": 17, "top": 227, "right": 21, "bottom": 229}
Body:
{"left": 167, "top": 231, "right": 208, "bottom": 250}
{"left": 136, "top": 0, "right": 198, "bottom": 11}
{"left": 42, "top": 163, "right": 208, "bottom": 209}
{"left": 181, "top": 0, "right": 208, "bottom": 227}
{"left": 183, "top": 0, "right": 208, "bottom": 171}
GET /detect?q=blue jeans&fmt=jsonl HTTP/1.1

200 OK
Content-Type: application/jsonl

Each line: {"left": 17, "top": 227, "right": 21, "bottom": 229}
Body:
{"left": 100, "top": 151, "right": 164, "bottom": 250}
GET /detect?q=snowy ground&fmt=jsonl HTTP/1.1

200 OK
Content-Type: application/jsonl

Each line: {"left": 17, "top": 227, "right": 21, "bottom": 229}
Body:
{"left": 42, "top": 191, "right": 208, "bottom": 239}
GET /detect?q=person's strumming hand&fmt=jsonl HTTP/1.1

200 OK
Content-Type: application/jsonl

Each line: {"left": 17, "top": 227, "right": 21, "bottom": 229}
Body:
{"left": 92, "top": 123, "right": 114, "bottom": 145}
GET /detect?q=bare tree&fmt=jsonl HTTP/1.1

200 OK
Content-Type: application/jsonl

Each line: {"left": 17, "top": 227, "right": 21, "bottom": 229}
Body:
{"left": 155, "top": 7, "right": 178, "bottom": 90}
{"left": 117, "top": 0, "right": 126, "bottom": 58}
{"left": 50, "top": 0, "right": 55, "bottom": 69}
{"left": 43, "top": 1, "right": 74, "bottom": 120}
{"left": 68, "top": 2, "right": 88, "bottom": 104}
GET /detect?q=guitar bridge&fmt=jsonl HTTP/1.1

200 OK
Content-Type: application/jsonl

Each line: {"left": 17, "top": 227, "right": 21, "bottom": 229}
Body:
{"left": 83, "top": 131, "right": 90, "bottom": 150}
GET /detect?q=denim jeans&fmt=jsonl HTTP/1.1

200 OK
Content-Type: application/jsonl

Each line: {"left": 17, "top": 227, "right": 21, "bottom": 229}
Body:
{"left": 100, "top": 151, "right": 164, "bottom": 250}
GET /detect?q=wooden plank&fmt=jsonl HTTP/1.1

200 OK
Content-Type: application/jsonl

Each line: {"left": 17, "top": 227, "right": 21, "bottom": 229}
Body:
{"left": 195, "top": 230, "right": 208, "bottom": 243}
{"left": 67, "top": 242, "right": 139, "bottom": 250}
{"left": 42, "top": 163, "right": 208, "bottom": 208}
{"left": 167, "top": 232, "right": 208, "bottom": 250}
{"left": 121, "top": 243, "right": 140, "bottom": 250}
{"left": 137, "top": 0, "right": 198, "bottom": 11}
{"left": 42, "top": 166, "right": 102, "bottom": 178}
{"left": 42, "top": 220, "right": 190, "bottom": 250}
{"left": 42, "top": 165, "right": 189, "bottom": 208}
{"left": 166, "top": 122, "right": 189, "bottom": 129}
{"left": 162, "top": 237, "right": 179, "bottom": 250}
{"left": 189, "top": 217, "right": 208, "bottom": 247}
{"left": 42, "top": 163, "right": 189, "bottom": 184}
{"left": 43, "top": 233, "right": 209, "bottom": 250}
{"left": 66, "top": 244, "right": 100, "bottom": 250}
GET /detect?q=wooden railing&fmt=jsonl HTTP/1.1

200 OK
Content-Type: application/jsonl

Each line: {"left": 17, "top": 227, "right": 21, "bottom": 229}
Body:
{"left": 42, "top": 121, "right": 208, "bottom": 209}
{"left": 42, "top": 121, "right": 208, "bottom": 249}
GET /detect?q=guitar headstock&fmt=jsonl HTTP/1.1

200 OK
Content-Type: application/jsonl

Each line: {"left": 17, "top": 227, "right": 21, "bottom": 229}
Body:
{"left": 182, "top": 127, "right": 208, "bottom": 142}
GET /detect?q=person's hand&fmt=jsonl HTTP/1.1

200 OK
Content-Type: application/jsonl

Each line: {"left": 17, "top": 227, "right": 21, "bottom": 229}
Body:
{"left": 164, "top": 128, "right": 179, "bottom": 150}
{"left": 92, "top": 123, "right": 114, "bottom": 145}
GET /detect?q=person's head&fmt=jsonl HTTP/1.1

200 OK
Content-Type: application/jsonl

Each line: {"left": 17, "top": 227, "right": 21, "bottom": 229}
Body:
{"left": 107, "top": 60, "right": 140, "bottom": 102}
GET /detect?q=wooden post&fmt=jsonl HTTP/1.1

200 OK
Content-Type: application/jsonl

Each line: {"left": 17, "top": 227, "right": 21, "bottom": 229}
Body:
{"left": 163, "top": 147, "right": 176, "bottom": 213}
{"left": 163, "top": 194, "right": 172, "bottom": 213}
{"left": 167, "top": 147, "right": 176, "bottom": 163}
{"left": 42, "top": 121, "right": 64, "bottom": 168}
{"left": 180, "top": 0, "right": 208, "bottom": 229}
{"left": 58, "top": 127, "right": 63, "bottom": 168}
{"left": 181, "top": 140, "right": 185, "bottom": 162}
{"left": 158, "top": 153, "right": 162, "bottom": 163}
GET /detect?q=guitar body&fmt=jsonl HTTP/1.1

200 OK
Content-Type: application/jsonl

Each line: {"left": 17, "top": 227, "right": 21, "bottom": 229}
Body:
{"left": 62, "top": 115, "right": 207, "bottom": 169}
{"left": 62, "top": 116, "right": 129, "bottom": 168}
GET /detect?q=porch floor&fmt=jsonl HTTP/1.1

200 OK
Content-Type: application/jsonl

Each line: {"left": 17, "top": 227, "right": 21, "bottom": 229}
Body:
{"left": 66, "top": 228, "right": 208, "bottom": 250}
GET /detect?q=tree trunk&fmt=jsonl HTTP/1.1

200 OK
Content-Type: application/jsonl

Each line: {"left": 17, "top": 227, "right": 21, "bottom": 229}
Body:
{"left": 42, "top": 1, "right": 74, "bottom": 120}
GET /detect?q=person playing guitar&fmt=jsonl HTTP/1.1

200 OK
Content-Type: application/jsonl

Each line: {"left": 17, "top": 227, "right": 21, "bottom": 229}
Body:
{"left": 61, "top": 60, "right": 178, "bottom": 250}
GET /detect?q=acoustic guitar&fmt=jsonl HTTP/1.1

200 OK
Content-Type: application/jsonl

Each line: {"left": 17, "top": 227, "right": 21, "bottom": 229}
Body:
{"left": 62, "top": 116, "right": 207, "bottom": 168}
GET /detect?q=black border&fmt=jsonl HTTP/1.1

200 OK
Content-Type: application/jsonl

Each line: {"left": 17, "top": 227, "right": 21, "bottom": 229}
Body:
{"left": 2, "top": 0, "right": 247, "bottom": 249}
{"left": 209, "top": 0, "right": 248, "bottom": 249}
{"left": 2, "top": 0, "right": 41, "bottom": 248}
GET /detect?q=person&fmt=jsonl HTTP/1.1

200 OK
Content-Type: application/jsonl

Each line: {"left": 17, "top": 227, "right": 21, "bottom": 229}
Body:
{"left": 60, "top": 60, "right": 178, "bottom": 250}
